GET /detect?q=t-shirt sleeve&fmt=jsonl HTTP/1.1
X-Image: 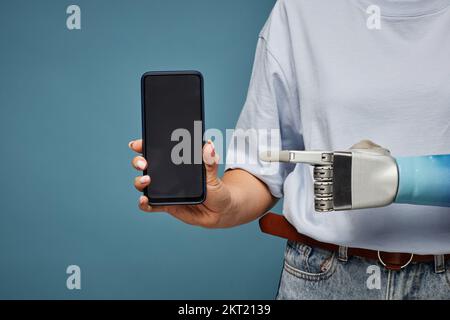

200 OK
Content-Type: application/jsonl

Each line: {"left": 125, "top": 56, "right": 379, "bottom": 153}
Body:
{"left": 224, "top": 36, "right": 303, "bottom": 198}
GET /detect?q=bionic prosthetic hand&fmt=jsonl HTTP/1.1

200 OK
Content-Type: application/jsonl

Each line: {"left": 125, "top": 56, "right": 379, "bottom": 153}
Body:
{"left": 260, "top": 146, "right": 450, "bottom": 212}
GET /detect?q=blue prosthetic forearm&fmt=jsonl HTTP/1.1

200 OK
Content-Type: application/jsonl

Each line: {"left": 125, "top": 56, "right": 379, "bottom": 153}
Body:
{"left": 394, "top": 154, "right": 450, "bottom": 207}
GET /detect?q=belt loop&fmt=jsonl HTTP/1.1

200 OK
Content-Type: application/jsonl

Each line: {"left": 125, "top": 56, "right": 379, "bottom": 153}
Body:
{"left": 434, "top": 255, "right": 446, "bottom": 274}
{"left": 338, "top": 246, "right": 348, "bottom": 262}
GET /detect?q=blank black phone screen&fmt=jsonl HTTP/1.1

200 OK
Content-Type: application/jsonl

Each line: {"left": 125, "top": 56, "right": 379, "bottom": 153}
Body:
{"left": 142, "top": 72, "right": 205, "bottom": 204}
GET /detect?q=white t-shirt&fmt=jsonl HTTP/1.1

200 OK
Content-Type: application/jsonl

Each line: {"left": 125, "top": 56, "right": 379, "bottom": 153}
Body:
{"left": 225, "top": 0, "right": 450, "bottom": 254}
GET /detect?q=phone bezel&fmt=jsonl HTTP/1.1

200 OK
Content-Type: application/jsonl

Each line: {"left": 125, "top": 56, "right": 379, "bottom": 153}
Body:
{"left": 140, "top": 70, "right": 207, "bottom": 205}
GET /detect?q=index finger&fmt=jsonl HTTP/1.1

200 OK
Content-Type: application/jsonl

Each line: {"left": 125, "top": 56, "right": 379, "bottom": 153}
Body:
{"left": 129, "top": 139, "right": 143, "bottom": 153}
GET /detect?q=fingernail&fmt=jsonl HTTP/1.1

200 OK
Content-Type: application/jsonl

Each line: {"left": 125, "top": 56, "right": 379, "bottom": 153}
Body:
{"left": 140, "top": 175, "right": 150, "bottom": 184}
{"left": 208, "top": 140, "right": 218, "bottom": 162}
{"left": 139, "top": 196, "right": 146, "bottom": 205}
{"left": 136, "top": 160, "right": 146, "bottom": 170}
{"left": 128, "top": 141, "right": 134, "bottom": 149}
{"left": 204, "top": 144, "right": 215, "bottom": 166}
{"left": 206, "top": 140, "right": 216, "bottom": 156}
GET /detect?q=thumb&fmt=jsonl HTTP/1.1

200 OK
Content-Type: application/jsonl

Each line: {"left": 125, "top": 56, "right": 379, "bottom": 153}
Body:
{"left": 350, "top": 139, "right": 382, "bottom": 150}
{"left": 203, "top": 140, "right": 221, "bottom": 186}
{"left": 350, "top": 139, "right": 391, "bottom": 155}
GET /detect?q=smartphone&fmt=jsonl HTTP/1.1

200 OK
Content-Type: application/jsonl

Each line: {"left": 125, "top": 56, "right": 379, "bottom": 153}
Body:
{"left": 141, "top": 71, "right": 206, "bottom": 205}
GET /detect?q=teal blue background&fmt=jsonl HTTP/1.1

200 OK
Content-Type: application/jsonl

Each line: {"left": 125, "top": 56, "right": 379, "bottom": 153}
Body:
{"left": 0, "top": 0, "right": 285, "bottom": 299}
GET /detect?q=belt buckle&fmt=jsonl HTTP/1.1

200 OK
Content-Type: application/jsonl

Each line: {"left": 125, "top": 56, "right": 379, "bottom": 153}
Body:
{"left": 377, "top": 251, "right": 414, "bottom": 270}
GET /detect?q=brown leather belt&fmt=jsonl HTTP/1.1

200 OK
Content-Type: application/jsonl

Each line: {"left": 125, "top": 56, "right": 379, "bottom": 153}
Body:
{"left": 259, "top": 212, "right": 449, "bottom": 271}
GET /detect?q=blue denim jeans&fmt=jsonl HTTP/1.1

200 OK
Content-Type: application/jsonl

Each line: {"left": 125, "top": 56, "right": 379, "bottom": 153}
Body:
{"left": 277, "top": 240, "right": 450, "bottom": 300}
